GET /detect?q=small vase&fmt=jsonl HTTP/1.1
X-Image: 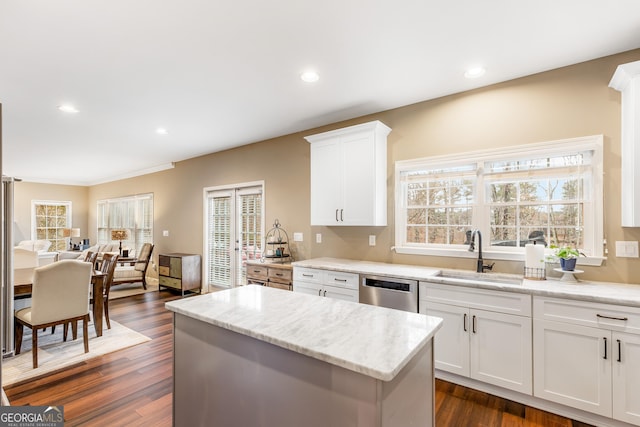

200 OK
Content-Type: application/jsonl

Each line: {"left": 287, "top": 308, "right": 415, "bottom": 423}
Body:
{"left": 560, "top": 258, "right": 577, "bottom": 271}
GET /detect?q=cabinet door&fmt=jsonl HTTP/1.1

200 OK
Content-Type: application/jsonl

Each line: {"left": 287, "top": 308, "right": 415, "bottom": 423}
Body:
{"left": 470, "top": 309, "right": 532, "bottom": 394}
{"left": 323, "top": 285, "right": 358, "bottom": 303}
{"left": 533, "top": 319, "right": 612, "bottom": 417}
{"left": 340, "top": 131, "right": 378, "bottom": 226}
{"left": 425, "top": 302, "right": 470, "bottom": 377}
{"left": 613, "top": 331, "right": 640, "bottom": 424}
{"left": 293, "top": 281, "right": 323, "bottom": 297}
{"left": 310, "top": 138, "right": 342, "bottom": 225}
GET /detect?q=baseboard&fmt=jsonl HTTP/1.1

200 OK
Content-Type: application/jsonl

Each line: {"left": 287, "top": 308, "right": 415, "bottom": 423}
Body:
{"left": 436, "top": 370, "right": 637, "bottom": 427}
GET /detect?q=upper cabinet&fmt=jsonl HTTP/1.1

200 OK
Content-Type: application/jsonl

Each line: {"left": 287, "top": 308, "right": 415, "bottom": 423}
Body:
{"left": 610, "top": 60, "right": 640, "bottom": 227}
{"left": 305, "top": 121, "right": 391, "bottom": 226}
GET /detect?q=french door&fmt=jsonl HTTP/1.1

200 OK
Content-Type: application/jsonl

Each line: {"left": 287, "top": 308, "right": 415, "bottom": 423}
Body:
{"left": 204, "top": 183, "right": 263, "bottom": 289}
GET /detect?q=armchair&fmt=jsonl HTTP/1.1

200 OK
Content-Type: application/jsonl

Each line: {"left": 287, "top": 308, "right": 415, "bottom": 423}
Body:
{"left": 14, "top": 260, "right": 93, "bottom": 369}
{"left": 112, "top": 243, "right": 154, "bottom": 290}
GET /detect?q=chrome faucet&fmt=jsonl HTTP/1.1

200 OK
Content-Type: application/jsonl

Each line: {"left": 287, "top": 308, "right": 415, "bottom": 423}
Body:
{"left": 468, "top": 229, "right": 494, "bottom": 273}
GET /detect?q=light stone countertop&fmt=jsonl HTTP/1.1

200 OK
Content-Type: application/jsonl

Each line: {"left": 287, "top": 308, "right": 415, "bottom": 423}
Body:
{"left": 293, "top": 257, "right": 640, "bottom": 308}
{"left": 165, "top": 284, "right": 443, "bottom": 381}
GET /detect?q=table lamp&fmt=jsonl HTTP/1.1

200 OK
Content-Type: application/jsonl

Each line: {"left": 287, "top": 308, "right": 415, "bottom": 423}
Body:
{"left": 111, "top": 229, "right": 129, "bottom": 255}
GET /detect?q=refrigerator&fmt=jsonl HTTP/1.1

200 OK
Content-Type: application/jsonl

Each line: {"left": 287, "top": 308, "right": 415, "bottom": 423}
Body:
{"left": 1, "top": 176, "right": 15, "bottom": 360}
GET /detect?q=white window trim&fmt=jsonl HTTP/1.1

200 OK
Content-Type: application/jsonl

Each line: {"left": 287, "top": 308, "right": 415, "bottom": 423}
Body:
{"left": 31, "top": 200, "right": 72, "bottom": 249}
{"left": 394, "top": 135, "right": 605, "bottom": 267}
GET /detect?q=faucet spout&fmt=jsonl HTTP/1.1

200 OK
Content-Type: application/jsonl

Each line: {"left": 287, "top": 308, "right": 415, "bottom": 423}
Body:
{"left": 468, "top": 230, "right": 493, "bottom": 273}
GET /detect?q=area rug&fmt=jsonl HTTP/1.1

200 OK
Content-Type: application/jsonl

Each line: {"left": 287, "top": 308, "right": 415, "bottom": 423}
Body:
{"left": 109, "top": 282, "right": 159, "bottom": 300}
{"left": 2, "top": 320, "right": 150, "bottom": 387}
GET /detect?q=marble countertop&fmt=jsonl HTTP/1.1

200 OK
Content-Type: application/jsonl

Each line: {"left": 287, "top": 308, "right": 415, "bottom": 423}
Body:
{"left": 293, "top": 257, "right": 640, "bottom": 308}
{"left": 165, "top": 285, "right": 443, "bottom": 381}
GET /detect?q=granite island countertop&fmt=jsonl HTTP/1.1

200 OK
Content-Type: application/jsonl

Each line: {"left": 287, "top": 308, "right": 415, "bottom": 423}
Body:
{"left": 165, "top": 284, "right": 443, "bottom": 381}
{"left": 293, "top": 257, "right": 640, "bottom": 308}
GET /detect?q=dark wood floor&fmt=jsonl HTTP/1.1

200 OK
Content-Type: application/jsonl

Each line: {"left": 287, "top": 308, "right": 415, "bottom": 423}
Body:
{"left": 5, "top": 290, "right": 592, "bottom": 426}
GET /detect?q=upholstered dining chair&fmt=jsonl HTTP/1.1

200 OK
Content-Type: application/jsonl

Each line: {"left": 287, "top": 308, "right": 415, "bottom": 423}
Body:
{"left": 112, "top": 243, "right": 154, "bottom": 290}
{"left": 14, "top": 259, "right": 93, "bottom": 369}
{"left": 95, "top": 253, "right": 119, "bottom": 329}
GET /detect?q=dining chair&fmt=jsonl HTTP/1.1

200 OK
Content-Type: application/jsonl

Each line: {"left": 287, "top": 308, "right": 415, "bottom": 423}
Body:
{"left": 95, "top": 253, "right": 119, "bottom": 329}
{"left": 14, "top": 259, "right": 93, "bottom": 369}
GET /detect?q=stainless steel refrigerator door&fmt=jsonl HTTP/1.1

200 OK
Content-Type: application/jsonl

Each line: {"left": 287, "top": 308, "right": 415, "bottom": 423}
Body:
{"left": 2, "top": 176, "right": 15, "bottom": 358}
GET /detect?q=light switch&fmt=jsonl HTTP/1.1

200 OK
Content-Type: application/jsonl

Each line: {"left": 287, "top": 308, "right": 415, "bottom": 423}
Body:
{"left": 369, "top": 235, "right": 376, "bottom": 246}
{"left": 316, "top": 233, "right": 322, "bottom": 244}
{"left": 163, "top": 230, "right": 169, "bottom": 237}
{"left": 615, "top": 241, "right": 639, "bottom": 257}
{"left": 293, "top": 232, "right": 303, "bottom": 242}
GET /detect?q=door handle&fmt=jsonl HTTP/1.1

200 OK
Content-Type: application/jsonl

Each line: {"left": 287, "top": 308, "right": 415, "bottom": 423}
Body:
{"left": 617, "top": 339, "right": 622, "bottom": 363}
{"left": 340, "top": 209, "right": 344, "bottom": 222}
{"left": 318, "top": 289, "right": 321, "bottom": 296}
{"left": 472, "top": 315, "right": 477, "bottom": 333}
{"left": 603, "top": 337, "right": 608, "bottom": 360}
{"left": 597, "top": 314, "right": 628, "bottom": 322}
{"left": 463, "top": 313, "right": 468, "bottom": 332}
{"left": 336, "top": 209, "right": 339, "bottom": 222}
{"left": 323, "top": 290, "right": 327, "bottom": 297}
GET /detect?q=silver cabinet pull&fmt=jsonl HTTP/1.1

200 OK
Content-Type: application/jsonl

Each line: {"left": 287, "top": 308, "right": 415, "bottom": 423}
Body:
{"left": 302, "top": 274, "right": 313, "bottom": 277}
{"left": 318, "top": 289, "right": 321, "bottom": 296}
{"left": 336, "top": 209, "right": 339, "bottom": 222}
{"left": 597, "top": 314, "right": 628, "bottom": 321}
{"left": 340, "top": 209, "right": 344, "bottom": 222}
{"left": 323, "top": 290, "right": 327, "bottom": 297}
{"left": 334, "top": 278, "right": 347, "bottom": 282}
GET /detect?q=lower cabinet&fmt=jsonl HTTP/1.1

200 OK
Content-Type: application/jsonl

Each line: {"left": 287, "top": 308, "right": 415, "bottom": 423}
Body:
{"left": 246, "top": 262, "right": 293, "bottom": 291}
{"left": 292, "top": 267, "right": 358, "bottom": 303}
{"left": 533, "top": 297, "right": 640, "bottom": 425}
{"left": 421, "top": 282, "right": 532, "bottom": 394}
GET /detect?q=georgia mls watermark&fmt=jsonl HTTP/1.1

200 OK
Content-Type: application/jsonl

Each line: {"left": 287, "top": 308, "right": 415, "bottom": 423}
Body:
{"left": 0, "top": 406, "right": 64, "bottom": 427}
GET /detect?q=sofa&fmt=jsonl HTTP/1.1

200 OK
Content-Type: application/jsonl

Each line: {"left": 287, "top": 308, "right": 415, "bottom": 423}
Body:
{"left": 58, "top": 243, "right": 120, "bottom": 261}
{"left": 15, "top": 240, "right": 57, "bottom": 266}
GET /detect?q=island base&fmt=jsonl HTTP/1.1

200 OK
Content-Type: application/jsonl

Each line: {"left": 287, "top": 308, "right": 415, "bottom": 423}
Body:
{"left": 173, "top": 313, "right": 435, "bottom": 427}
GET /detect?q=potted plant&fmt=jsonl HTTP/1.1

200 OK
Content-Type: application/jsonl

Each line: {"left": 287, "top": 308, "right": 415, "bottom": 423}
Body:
{"left": 549, "top": 245, "right": 583, "bottom": 271}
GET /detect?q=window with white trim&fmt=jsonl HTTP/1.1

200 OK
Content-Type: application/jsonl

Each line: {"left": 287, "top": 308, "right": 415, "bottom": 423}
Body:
{"left": 395, "top": 136, "right": 604, "bottom": 262}
{"left": 97, "top": 193, "right": 153, "bottom": 255}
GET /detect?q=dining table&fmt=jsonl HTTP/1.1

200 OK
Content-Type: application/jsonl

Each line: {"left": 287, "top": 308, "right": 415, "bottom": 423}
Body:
{"left": 13, "top": 267, "right": 107, "bottom": 337}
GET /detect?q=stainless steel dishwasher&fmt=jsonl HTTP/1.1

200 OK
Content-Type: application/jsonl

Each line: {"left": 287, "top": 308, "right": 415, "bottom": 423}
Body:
{"left": 359, "top": 274, "right": 418, "bottom": 312}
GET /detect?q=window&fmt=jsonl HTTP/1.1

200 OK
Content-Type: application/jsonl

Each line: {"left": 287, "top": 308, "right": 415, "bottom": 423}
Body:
{"left": 204, "top": 183, "right": 264, "bottom": 289}
{"left": 395, "top": 135, "right": 603, "bottom": 264}
{"left": 32, "top": 200, "right": 71, "bottom": 251}
{"left": 97, "top": 193, "right": 153, "bottom": 254}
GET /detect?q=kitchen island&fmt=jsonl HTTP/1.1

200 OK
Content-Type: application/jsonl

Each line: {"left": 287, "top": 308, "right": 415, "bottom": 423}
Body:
{"left": 165, "top": 285, "right": 442, "bottom": 427}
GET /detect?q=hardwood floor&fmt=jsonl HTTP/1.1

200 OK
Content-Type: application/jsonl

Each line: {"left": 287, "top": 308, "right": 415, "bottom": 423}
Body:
{"left": 5, "top": 291, "right": 593, "bottom": 426}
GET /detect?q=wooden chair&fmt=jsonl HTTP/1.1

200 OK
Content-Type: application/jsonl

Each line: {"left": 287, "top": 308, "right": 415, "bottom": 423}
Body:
{"left": 84, "top": 250, "right": 98, "bottom": 265}
{"left": 15, "top": 260, "right": 92, "bottom": 369}
{"left": 96, "top": 253, "right": 119, "bottom": 329}
{"left": 112, "top": 243, "right": 154, "bottom": 290}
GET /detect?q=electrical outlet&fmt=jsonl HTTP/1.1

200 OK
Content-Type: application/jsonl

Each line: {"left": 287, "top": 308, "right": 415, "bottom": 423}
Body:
{"left": 369, "top": 235, "right": 376, "bottom": 246}
{"left": 163, "top": 230, "right": 169, "bottom": 237}
{"left": 293, "top": 232, "right": 303, "bottom": 242}
{"left": 316, "top": 233, "right": 322, "bottom": 244}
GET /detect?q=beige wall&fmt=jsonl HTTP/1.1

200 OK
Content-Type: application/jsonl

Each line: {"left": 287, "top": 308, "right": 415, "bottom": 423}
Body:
{"left": 13, "top": 181, "right": 89, "bottom": 246}
{"left": 17, "top": 48, "right": 640, "bottom": 284}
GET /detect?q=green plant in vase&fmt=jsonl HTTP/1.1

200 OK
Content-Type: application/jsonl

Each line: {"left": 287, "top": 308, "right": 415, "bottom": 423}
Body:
{"left": 549, "top": 245, "right": 583, "bottom": 271}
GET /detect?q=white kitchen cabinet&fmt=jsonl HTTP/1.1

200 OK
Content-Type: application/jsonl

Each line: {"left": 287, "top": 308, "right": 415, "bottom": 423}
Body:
{"left": 293, "top": 267, "right": 358, "bottom": 303}
{"left": 533, "top": 296, "right": 640, "bottom": 425}
{"left": 305, "top": 120, "right": 390, "bottom": 226}
{"left": 421, "top": 282, "right": 532, "bottom": 394}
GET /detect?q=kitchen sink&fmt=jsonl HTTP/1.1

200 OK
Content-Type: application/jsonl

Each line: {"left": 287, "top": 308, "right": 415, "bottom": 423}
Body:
{"left": 434, "top": 271, "right": 523, "bottom": 286}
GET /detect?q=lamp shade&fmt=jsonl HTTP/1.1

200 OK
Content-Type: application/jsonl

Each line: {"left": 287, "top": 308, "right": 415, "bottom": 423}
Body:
{"left": 71, "top": 228, "right": 81, "bottom": 238}
{"left": 111, "top": 229, "right": 129, "bottom": 241}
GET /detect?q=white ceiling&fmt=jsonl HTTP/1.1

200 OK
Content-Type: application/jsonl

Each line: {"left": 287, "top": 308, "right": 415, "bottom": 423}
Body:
{"left": 1, "top": 1, "right": 639, "bottom": 186}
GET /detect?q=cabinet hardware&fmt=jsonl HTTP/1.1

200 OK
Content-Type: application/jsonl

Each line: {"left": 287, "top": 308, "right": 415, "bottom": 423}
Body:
{"left": 302, "top": 274, "right": 313, "bottom": 277}
{"left": 472, "top": 315, "right": 477, "bottom": 333}
{"left": 596, "top": 314, "right": 628, "bottom": 321}
{"left": 340, "top": 209, "right": 344, "bottom": 222}
{"left": 336, "top": 209, "right": 339, "bottom": 222}
{"left": 617, "top": 339, "right": 622, "bottom": 363}
{"left": 275, "top": 273, "right": 283, "bottom": 276}
{"left": 323, "top": 290, "right": 327, "bottom": 297}
{"left": 463, "top": 313, "right": 468, "bottom": 332}
{"left": 603, "top": 337, "right": 608, "bottom": 360}
{"left": 253, "top": 270, "right": 261, "bottom": 273}
{"left": 318, "top": 289, "right": 322, "bottom": 296}
{"left": 334, "top": 278, "right": 347, "bottom": 282}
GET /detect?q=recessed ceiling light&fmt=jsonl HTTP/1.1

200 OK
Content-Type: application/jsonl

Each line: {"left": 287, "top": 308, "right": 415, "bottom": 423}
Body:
{"left": 464, "top": 66, "right": 486, "bottom": 79}
{"left": 156, "top": 128, "right": 168, "bottom": 135}
{"left": 57, "top": 104, "right": 79, "bottom": 113}
{"left": 300, "top": 71, "right": 320, "bottom": 83}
